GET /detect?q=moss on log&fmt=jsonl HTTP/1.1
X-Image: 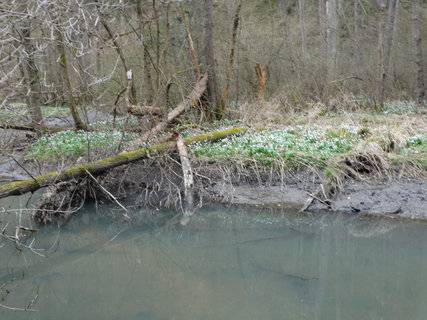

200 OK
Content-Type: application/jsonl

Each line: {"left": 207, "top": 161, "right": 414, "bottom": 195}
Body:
{"left": 0, "top": 127, "right": 248, "bottom": 199}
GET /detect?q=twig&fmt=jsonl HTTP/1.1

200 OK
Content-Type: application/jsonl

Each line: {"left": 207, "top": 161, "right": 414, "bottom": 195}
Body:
{"left": 12, "top": 158, "right": 39, "bottom": 185}
{"left": 307, "top": 192, "right": 331, "bottom": 208}
{"left": 0, "top": 303, "right": 38, "bottom": 312}
{"left": 330, "top": 76, "right": 364, "bottom": 84}
{"left": 84, "top": 170, "right": 129, "bottom": 218}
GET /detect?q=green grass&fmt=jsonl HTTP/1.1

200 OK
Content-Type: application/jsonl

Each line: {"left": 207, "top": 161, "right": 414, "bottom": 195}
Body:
{"left": 41, "top": 106, "right": 70, "bottom": 117}
{"left": 0, "top": 105, "right": 70, "bottom": 121}
{"left": 0, "top": 109, "right": 20, "bottom": 121}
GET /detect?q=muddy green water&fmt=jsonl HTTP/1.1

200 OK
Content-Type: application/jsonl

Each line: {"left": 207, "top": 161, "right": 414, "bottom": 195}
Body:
{"left": 1, "top": 197, "right": 427, "bottom": 320}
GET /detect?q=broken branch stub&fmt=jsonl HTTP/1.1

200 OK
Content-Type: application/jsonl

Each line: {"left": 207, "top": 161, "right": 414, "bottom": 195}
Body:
{"left": 177, "top": 138, "right": 194, "bottom": 225}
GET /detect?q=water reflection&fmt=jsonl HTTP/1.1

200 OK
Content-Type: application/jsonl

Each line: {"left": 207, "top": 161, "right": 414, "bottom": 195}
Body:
{"left": 1, "top": 201, "right": 427, "bottom": 320}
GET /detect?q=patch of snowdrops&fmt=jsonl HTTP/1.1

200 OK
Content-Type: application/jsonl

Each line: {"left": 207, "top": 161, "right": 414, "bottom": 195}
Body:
{"left": 27, "top": 129, "right": 138, "bottom": 160}
{"left": 190, "top": 125, "right": 362, "bottom": 165}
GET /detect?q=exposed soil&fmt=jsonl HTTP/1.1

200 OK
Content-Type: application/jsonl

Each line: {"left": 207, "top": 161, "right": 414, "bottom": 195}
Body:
{"left": 3, "top": 156, "right": 424, "bottom": 220}
{"left": 212, "top": 178, "right": 426, "bottom": 220}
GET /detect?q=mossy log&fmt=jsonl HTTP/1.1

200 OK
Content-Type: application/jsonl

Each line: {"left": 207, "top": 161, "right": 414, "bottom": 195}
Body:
{"left": 0, "top": 127, "right": 248, "bottom": 199}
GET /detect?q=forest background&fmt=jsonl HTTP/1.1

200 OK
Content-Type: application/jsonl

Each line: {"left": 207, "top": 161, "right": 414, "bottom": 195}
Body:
{"left": 0, "top": 0, "right": 425, "bottom": 135}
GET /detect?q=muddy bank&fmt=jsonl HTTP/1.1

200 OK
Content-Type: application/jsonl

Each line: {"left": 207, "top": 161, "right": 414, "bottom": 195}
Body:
{"left": 0, "top": 156, "right": 425, "bottom": 220}
{"left": 101, "top": 162, "right": 427, "bottom": 220}
{"left": 212, "top": 178, "right": 426, "bottom": 220}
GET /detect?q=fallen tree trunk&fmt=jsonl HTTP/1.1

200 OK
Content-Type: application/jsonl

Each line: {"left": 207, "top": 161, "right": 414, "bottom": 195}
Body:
{"left": 0, "top": 127, "right": 248, "bottom": 199}
{"left": 125, "top": 73, "right": 208, "bottom": 151}
{"left": 127, "top": 105, "right": 164, "bottom": 117}
{"left": 0, "top": 123, "right": 70, "bottom": 134}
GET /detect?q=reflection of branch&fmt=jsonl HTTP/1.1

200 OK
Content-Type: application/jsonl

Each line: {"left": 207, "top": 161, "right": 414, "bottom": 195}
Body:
{"left": 0, "top": 224, "right": 59, "bottom": 258}
{"left": 0, "top": 302, "right": 38, "bottom": 312}
{"left": 85, "top": 170, "right": 130, "bottom": 221}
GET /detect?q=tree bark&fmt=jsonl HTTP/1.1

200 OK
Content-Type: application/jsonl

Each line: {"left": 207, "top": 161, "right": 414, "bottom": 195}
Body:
{"left": 298, "top": 0, "right": 308, "bottom": 58}
{"left": 319, "top": 0, "right": 327, "bottom": 55}
{"left": 56, "top": 29, "right": 88, "bottom": 131}
{"left": 220, "top": 0, "right": 242, "bottom": 106}
{"left": 0, "top": 127, "right": 248, "bottom": 199}
{"left": 353, "top": 0, "right": 362, "bottom": 74}
{"left": 412, "top": 0, "right": 425, "bottom": 105}
{"left": 177, "top": 138, "right": 194, "bottom": 223}
{"left": 279, "top": 0, "right": 288, "bottom": 37}
{"left": 376, "top": 0, "right": 387, "bottom": 109}
{"left": 96, "top": 0, "right": 138, "bottom": 106}
{"left": 127, "top": 105, "right": 163, "bottom": 117}
{"left": 384, "top": 0, "right": 398, "bottom": 85}
{"left": 137, "top": 0, "right": 155, "bottom": 104}
{"left": 178, "top": 3, "right": 201, "bottom": 80}
{"left": 388, "top": 0, "right": 400, "bottom": 79}
{"left": 18, "top": 6, "right": 43, "bottom": 137}
{"left": 327, "top": 0, "right": 338, "bottom": 83}
{"left": 204, "top": 0, "right": 220, "bottom": 119}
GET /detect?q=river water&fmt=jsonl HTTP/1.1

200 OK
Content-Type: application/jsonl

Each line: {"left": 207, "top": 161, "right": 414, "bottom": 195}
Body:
{"left": 1, "top": 196, "right": 427, "bottom": 320}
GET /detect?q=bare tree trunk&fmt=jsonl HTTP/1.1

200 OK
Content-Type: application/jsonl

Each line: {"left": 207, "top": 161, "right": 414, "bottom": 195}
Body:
{"left": 178, "top": 3, "right": 201, "bottom": 80}
{"left": 56, "top": 29, "right": 88, "bottom": 131}
{"left": 220, "top": 0, "right": 242, "bottom": 106}
{"left": 384, "top": 0, "right": 398, "bottom": 85}
{"left": 412, "top": 0, "right": 425, "bottom": 105}
{"left": 152, "top": 0, "right": 161, "bottom": 90}
{"left": 163, "top": 2, "right": 171, "bottom": 84}
{"left": 298, "top": 0, "right": 308, "bottom": 58}
{"left": 388, "top": 0, "right": 400, "bottom": 79}
{"left": 353, "top": 0, "right": 362, "bottom": 74}
{"left": 279, "top": 0, "right": 288, "bottom": 37}
{"left": 376, "top": 0, "right": 387, "bottom": 109}
{"left": 20, "top": 21, "right": 43, "bottom": 136}
{"left": 204, "top": 0, "right": 220, "bottom": 120}
{"left": 96, "top": 0, "right": 138, "bottom": 106}
{"left": 137, "top": 0, "right": 154, "bottom": 104}
{"left": 327, "top": 0, "right": 338, "bottom": 83}
{"left": 319, "top": 0, "right": 327, "bottom": 55}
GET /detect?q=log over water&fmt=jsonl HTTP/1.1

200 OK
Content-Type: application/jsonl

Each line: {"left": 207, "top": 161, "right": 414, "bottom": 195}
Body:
{"left": 0, "top": 127, "right": 248, "bottom": 199}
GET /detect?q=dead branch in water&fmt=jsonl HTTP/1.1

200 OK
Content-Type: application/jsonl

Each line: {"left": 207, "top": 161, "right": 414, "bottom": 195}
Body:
{"left": 177, "top": 138, "right": 194, "bottom": 225}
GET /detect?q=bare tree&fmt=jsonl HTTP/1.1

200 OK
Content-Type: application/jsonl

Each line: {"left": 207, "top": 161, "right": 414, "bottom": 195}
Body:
{"left": 204, "top": 0, "right": 220, "bottom": 119}
{"left": 384, "top": 0, "right": 399, "bottom": 85}
{"left": 319, "top": 0, "right": 327, "bottom": 55}
{"left": 353, "top": 0, "right": 362, "bottom": 75}
{"left": 55, "top": 27, "right": 88, "bottom": 131}
{"left": 298, "top": 0, "right": 308, "bottom": 58}
{"left": 376, "top": 0, "right": 387, "bottom": 108}
{"left": 220, "top": 0, "right": 242, "bottom": 105}
{"left": 137, "top": 0, "right": 155, "bottom": 104}
{"left": 327, "top": 0, "right": 338, "bottom": 84}
{"left": 412, "top": 0, "right": 425, "bottom": 105}
{"left": 13, "top": 2, "right": 44, "bottom": 135}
